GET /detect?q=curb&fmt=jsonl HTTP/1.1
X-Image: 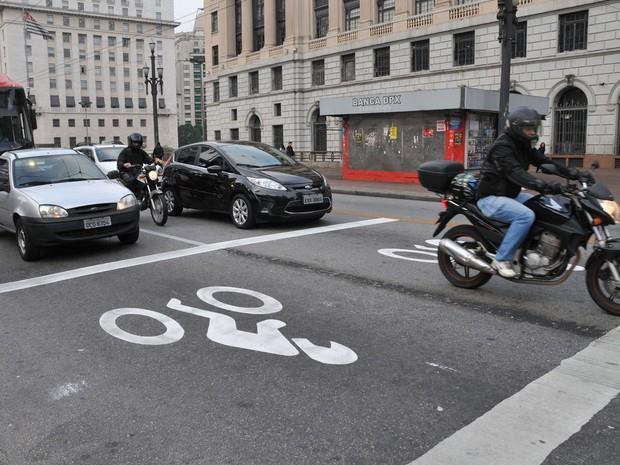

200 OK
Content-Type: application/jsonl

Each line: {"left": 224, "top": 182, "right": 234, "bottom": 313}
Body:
{"left": 331, "top": 188, "right": 440, "bottom": 202}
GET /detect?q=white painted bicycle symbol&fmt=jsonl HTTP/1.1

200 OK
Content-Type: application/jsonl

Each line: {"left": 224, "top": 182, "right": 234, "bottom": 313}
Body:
{"left": 99, "top": 286, "right": 358, "bottom": 365}
{"left": 378, "top": 239, "right": 584, "bottom": 271}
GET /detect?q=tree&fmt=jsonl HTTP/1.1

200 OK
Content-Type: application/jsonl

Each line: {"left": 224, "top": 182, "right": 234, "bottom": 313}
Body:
{"left": 177, "top": 124, "right": 203, "bottom": 146}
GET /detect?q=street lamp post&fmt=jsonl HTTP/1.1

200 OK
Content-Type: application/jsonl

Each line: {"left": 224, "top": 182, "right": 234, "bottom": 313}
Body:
{"left": 143, "top": 42, "right": 164, "bottom": 145}
{"left": 497, "top": 0, "right": 518, "bottom": 131}
{"left": 79, "top": 98, "right": 92, "bottom": 144}
{"left": 189, "top": 55, "right": 206, "bottom": 141}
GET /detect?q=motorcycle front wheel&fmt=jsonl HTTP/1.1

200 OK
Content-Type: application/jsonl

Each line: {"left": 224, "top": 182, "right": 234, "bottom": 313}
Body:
{"left": 585, "top": 255, "right": 620, "bottom": 316}
{"left": 438, "top": 225, "right": 493, "bottom": 289}
{"left": 150, "top": 193, "right": 168, "bottom": 226}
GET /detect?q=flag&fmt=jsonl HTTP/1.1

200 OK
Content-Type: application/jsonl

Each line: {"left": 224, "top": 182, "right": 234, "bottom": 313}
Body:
{"left": 23, "top": 11, "right": 52, "bottom": 40}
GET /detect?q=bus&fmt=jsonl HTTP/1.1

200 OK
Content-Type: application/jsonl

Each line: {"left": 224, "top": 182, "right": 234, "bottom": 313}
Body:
{"left": 0, "top": 74, "right": 36, "bottom": 155}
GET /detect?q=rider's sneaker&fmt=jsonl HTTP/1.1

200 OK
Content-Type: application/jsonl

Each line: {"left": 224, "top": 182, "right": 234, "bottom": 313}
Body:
{"left": 492, "top": 260, "right": 516, "bottom": 278}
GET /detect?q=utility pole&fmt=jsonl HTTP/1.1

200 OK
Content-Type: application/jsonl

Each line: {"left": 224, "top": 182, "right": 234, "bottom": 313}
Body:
{"left": 143, "top": 42, "right": 164, "bottom": 145}
{"left": 497, "top": 0, "right": 518, "bottom": 132}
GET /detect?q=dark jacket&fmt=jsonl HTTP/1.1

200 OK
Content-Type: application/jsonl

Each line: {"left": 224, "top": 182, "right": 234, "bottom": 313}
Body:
{"left": 477, "top": 133, "right": 570, "bottom": 199}
{"left": 117, "top": 147, "right": 153, "bottom": 172}
{"left": 286, "top": 146, "right": 295, "bottom": 158}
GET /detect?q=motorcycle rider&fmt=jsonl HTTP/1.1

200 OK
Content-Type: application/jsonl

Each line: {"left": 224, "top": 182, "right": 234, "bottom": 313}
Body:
{"left": 117, "top": 133, "right": 162, "bottom": 202}
{"left": 477, "top": 107, "right": 591, "bottom": 278}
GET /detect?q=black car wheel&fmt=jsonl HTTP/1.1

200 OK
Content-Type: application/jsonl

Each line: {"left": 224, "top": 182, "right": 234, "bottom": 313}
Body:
{"left": 118, "top": 228, "right": 139, "bottom": 244}
{"left": 164, "top": 188, "right": 183, "bottom": 216}
{"left": 230, "top": 194, "right": 255, "bottom": 229}
{"left": 15, "top": 219, "right": 41, "bottom": 261}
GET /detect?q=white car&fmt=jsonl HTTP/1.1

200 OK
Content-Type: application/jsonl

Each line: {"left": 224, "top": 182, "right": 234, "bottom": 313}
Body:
{"left": 74, "top": 143, "right": 125, "bottom": 174}
{"left": 0, "top": 148, "right": 140, "bottom": 261}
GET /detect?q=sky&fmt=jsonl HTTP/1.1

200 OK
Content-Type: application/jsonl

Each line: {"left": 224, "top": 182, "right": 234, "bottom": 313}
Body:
{"left": 174, "top": 0, "right": 205, "bottom": 33}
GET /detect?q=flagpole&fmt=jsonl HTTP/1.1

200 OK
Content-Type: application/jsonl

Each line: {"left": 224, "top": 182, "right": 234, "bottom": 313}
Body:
{"left": 22, "top": 7, "right": 31, "bottom": 95}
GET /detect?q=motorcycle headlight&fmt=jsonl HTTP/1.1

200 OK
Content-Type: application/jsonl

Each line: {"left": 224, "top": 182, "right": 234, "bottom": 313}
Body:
{"left": 601, "top": 200, "right": 620, "bottom": 222}
{"left": 247, "top": 177, "right": 286, "bottom": 191}
{"left": 148, "top": 170, "right": 159, "bottom": 181}
{"left": 117, "top": 194, "right": 138, "bottom": 210}
{"left": 39, "top": 205, "right": 69, "bottom": 218}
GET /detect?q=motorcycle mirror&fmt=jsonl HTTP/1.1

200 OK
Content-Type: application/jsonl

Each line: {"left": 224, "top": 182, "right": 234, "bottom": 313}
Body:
{"left": 591, "top": 160, "right": 600, "bottom": 170}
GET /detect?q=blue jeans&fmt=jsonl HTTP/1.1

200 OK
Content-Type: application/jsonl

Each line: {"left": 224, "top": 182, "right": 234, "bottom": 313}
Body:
{"left": 477, "top": 193, "right": 535, "bottom": 261}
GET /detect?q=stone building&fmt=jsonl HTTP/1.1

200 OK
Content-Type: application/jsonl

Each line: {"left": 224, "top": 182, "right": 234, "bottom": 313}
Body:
{"left": 0, "top": 0, "right": 179, "bottom": 150}
{"left": 201, "top": 0, "right": 620, "bottom": 181}
{"left": 175, "top": 22, "right": 206, "bottom": 135}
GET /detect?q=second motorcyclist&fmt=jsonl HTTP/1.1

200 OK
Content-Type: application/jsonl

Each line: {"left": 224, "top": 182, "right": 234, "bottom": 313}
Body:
{"left": 476, "top": 107, "right": 591, "bottom": 278}
{"left": 117, "top": 133, "right": 162, "bottom": 203}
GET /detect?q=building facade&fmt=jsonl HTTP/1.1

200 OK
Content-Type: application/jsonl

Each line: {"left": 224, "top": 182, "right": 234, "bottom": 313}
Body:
{"left": 202, "top": 0, "right": 620, "bottom": 181}
{"left": 0, "top": 0, "right": 179, "bottom": 150}
{"left": 175, "top": 24, "right": 206, "bottom": 135}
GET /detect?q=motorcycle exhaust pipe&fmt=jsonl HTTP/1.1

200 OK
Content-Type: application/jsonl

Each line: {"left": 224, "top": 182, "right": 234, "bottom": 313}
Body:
{"left": 439, "top": 239, "right": 496, "bottom": 275}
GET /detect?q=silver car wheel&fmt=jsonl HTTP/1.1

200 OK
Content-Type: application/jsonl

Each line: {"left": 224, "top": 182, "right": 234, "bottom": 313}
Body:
{"left": 232, "top": 198, "right": 248, "bottom": 225}
{"left": 17, "top": 227, "right": 27, "bottom": 254}
{"left": 164, "top": 189, "right": 175, "bottom": 213}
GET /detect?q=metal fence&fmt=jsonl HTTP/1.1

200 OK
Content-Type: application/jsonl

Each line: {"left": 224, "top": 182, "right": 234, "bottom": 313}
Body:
{"left": 297, "top": 151, "right": 343, "bottom": 163}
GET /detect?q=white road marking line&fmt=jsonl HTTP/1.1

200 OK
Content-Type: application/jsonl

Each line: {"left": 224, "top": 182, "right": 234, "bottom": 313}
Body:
{"left": 0, "top": 218, "right": 398, "bottom": 295}
{"left": 409, "top": 324, "right": 620, "bottom": 465}
{"left": 140, "top": 228, "right": 207, "bottom": 246}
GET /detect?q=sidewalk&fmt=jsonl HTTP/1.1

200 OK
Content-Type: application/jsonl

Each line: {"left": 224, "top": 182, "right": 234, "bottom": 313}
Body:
{"left": 321, "top": 166, "right": 620, "bottom": 202}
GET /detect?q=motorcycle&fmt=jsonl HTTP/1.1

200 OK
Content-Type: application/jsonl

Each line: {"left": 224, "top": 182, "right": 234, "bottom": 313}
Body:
{"left": 107, "top": 164, "right": 168, "bottom": 226}
{"left": 418, "top": 160, "right": 620, "bottom": 316}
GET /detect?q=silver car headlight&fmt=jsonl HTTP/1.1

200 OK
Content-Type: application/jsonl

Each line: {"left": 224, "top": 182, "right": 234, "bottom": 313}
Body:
{"left": 117, "top": 194, "right": 138, "bottom": 210}
{"left": 247, "top": 177, "right": 286, "bottom": 191}
{"left": 39, "top": 205, "right": 69, "bottom": 218}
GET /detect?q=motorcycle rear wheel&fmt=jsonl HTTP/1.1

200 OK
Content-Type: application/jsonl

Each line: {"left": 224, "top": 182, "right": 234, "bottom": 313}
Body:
{"left": 438, "top": 225, "right": 493, "bottom": 289}
{"left": 150, "top": 194, "right": 168, "bottom": 226}
{"left": 585, "top": 255, "right": 620, "bottom": 316}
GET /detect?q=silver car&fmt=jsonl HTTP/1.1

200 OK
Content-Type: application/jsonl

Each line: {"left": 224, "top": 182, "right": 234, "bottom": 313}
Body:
{"left": 0, "top": 148, "right": 140, "bottom": 261}
{"left": 74, "top": 143, "right": 125, "bottom": 174}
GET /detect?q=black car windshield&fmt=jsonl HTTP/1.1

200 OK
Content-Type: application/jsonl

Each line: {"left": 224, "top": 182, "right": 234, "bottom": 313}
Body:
{"left": 13, "top": 154, "right": 105, "bottom": 188}
{"left": 95, "top": 147, "right": 123, "bottom": 162}
{"left": 219, "top": 143, "right": 296, "bottom": 168}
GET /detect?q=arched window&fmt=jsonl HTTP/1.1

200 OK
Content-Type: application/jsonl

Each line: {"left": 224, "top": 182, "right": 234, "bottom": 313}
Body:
{"left": 249, "top": 114, "right": 261, "bottom": 142}
{"left": 554, "top": 87, "right": 587, "bottom": 155}
{"left": 312, "top": 110, "right": 326, "bottom": 152}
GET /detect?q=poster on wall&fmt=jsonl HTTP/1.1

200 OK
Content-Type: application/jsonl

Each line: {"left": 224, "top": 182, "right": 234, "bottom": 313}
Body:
{"left": 354, "top": 129, "right": 363, "bottom": 145}
{"left": 389, "top": 126, "right": 398, "bottom": 140}
{"left": 423, "top": 128, "right": 435, "bottom": 138}
{"left": 436, "top": 120, "right": 446, "bottom": 132}
{"left": 450, "top": 116, "right": 462, "bottom": 130}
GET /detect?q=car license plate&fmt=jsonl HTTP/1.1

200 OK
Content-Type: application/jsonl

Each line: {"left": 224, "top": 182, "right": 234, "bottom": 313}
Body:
{"left": 83, "top": 216, "right": 112, "bottom": 230}
{"left": 303, "top": 193, "right": 323, "bottom": 205}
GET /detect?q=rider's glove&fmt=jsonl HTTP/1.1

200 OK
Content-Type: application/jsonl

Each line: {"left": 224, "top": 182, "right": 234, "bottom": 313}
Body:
{"left": 568, "top": 168, "right": 594, "bottom": 183}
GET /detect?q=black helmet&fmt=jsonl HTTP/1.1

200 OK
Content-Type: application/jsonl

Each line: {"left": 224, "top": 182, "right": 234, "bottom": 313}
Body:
{"left": 506, "top": 107, "right": 543, "bottom": 145}
{"left": 128, "top": 132, "right": 143, "bottom": 149}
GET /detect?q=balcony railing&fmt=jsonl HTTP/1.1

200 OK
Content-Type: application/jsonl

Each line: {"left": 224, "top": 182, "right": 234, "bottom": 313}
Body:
{"left": 449, "top": 2, "right": 481, "bottom": 20}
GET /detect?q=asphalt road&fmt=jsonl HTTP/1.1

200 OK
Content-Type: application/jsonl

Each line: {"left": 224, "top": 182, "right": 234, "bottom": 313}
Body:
{"left": 0, "top": 194, "right": 618, "bottom": 465}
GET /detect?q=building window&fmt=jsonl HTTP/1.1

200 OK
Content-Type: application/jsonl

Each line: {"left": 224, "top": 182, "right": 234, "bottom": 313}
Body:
{"left": 213, "top": 82, "right": 220, "bottom": 102}
{"left": 96, "top": 97, "right": 105, "bottom": 108}
{"left": 229, "top": 76, "right": 238, "bottom": 97}
{"left": 212, "top": 45, "right": 219, "bottom": 66}
{"left": 84, "top": 119, "right": 90, "bottom": 128}
{"left": 113, "top": 119, "right": 119, "bottom": 127}
{"left": 374, "top": 47, "right": 390, "bottom": 77}
{"left": 231, "top": 109, "right": 238, "bottom": 121}
{"left": 253, "top": 0, "right": 265, "bottom": 51}
{"left": 214, "top": 130, "right": 221, "bottom": 141}
{"left": 273, "top": 125, "right": 284, "bottom": 150}
{"left": 415, "top": 0, "right": 435, "bottom": 14}
{"left": 249, "top": 71, "right": 259, "bottom": 95}
{"left": 272, "top": 66, "right": 283, "bottom": 91}
{"left": 276, "top": 0, "right": 285, "bottom": 45}
{"left": 315, "top": 0, "right": 329, "bottom": 38}
{"left": 377, "top": 0, "right": 395, "bottom": 23}
{"left": 54, "top": 137, "right": 61, "bottom": 147}
{"left": 211, "top": 11, "right": 218, "bottom": 33}
{"left": 274, "top": 103, "right": 282, "bottom": 116}
{"left": 141, "top": 119, "right": 147, "bottom": 127}
{"left": 249, "top": 115, "right": 261, "bottom": 142}
{"left": 235, "top": 0, "right": 242, "bottom": 55}
{"left": 98, "top": 119, "right": 105, "bottom": 127}
{"left": 68, "top": 119, "right": 75, "bottom": 127}
{"left": 312, "top": 110, "right": 327, "bottom": 152}
{"left": 411, "top": 39, "right": 430, "bottom": 72}
{"left": 312, "top": 60, "right": 325, "bottom": 86}
{"left": 558, "top": 11, "right": 588, "bottom": 53}
{"left": 344, "top": 0, "right": 360, "bottom": 31}
{"left": 341, "top": 53, "right": 355, "bottom": 82}
{"left": 69, "top": 137, "right": 76, "bottom": 148}
{"left": 454, "top": 31, "right": 475, "bottom": 66}
{"left": 512, "top": 22, "right": 527, "bottom": 58}
{"left": 230, "top": 128, "right": 240, "bottom": 140}
{"left": 52, "top": 119, "right": 60, "bottom": 127}
{"left": 554, "top": 87, "right": 588, "bottom": 155}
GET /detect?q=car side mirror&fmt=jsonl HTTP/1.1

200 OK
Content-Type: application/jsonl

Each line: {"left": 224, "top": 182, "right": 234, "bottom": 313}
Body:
{"left": 591, "top": 160, "right": 600, "bottom": 170}
{"left": 207, "top": 165, "right": 223, "bottom": 175}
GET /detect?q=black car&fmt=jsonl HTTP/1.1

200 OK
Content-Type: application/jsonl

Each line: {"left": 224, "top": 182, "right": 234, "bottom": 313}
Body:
{"left": 162, "top": 141, "right": 332, "bottom": 228}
